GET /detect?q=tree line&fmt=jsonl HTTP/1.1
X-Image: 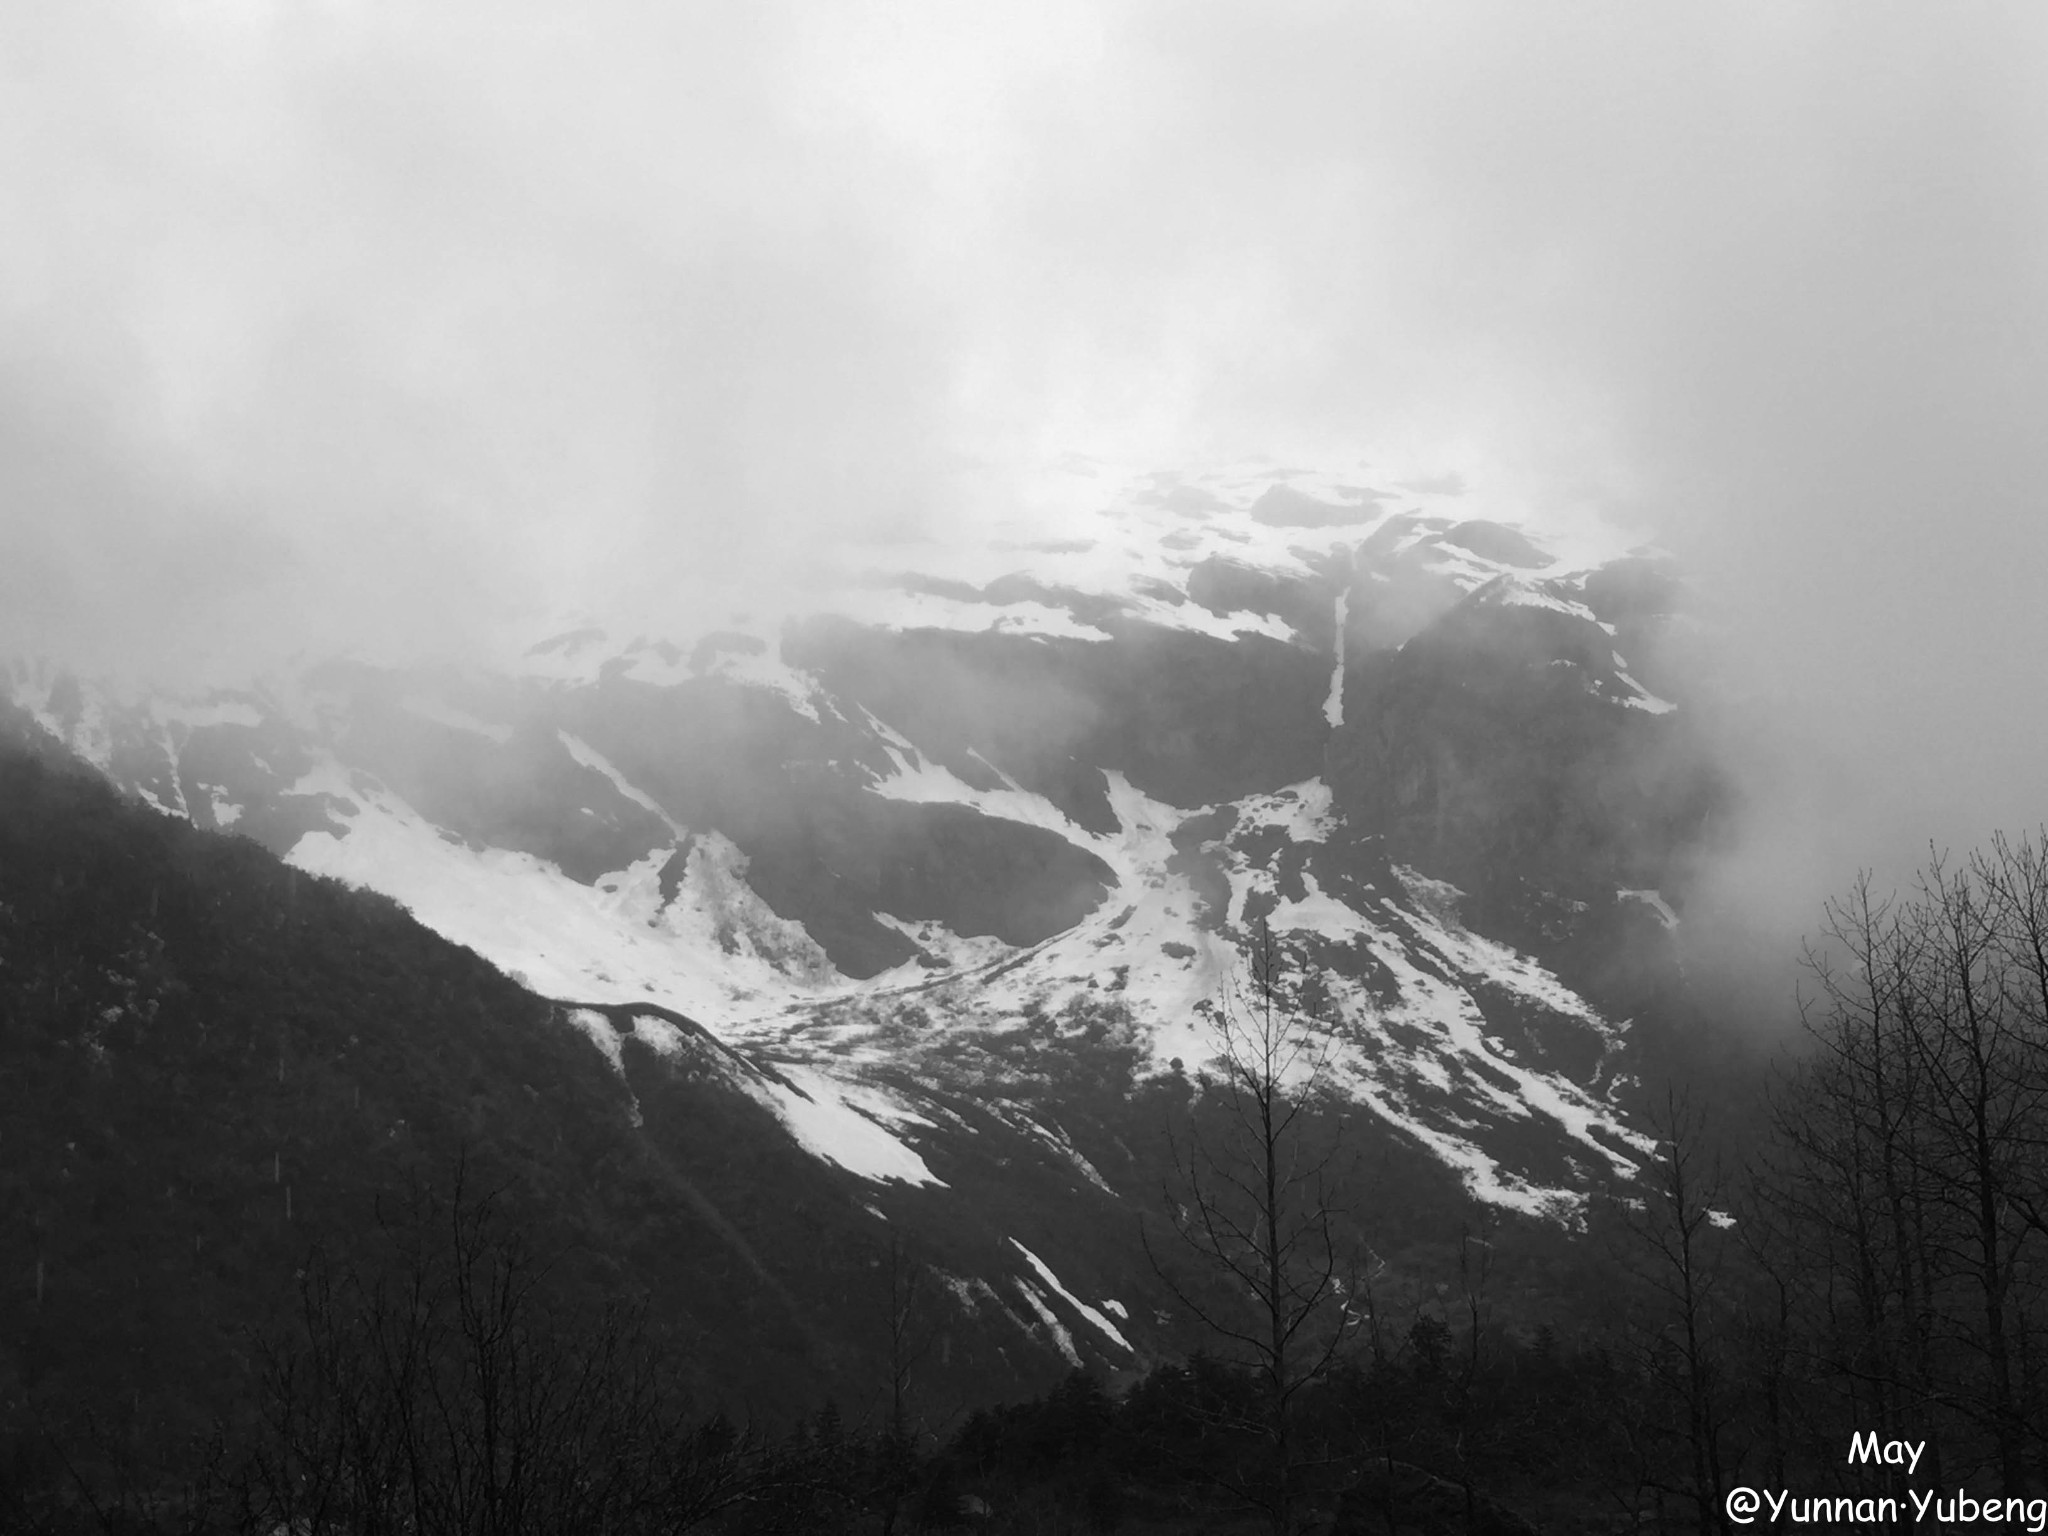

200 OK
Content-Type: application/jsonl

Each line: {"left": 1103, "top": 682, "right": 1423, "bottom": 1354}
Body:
{"left": 1116, "top": 836, "right": 2048, "bottom": 1532}
{"left": 14, "top": 732, "right": 2048, "bottom": 1531}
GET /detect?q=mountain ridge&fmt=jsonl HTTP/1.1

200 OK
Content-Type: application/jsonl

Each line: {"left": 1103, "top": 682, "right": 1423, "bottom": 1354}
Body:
{"left": 5, "top": 461, "right": 1721, "bottom": 1232}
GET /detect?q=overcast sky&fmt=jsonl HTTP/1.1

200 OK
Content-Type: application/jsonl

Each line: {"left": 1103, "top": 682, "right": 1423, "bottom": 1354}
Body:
{"left": 4, "top": 1, "right": 2046, "bottom": 941}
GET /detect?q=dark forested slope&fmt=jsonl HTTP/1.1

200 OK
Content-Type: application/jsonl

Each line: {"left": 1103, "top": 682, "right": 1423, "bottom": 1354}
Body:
{"left": 0, "top": 739, "right": 1039, "bottom": 1461}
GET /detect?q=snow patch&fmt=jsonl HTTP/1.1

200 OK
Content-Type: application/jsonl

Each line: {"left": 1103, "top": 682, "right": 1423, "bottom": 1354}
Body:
{"left": 16, "top": 680, "right": 115, "bottom": 771}
{"left": 1323, "top": 589, "right": 1348, "bottom": 726}
{"left": 564, "top": 1008, "right": 643, "bottom": 1127}
{"left": 1266, "top": 869, "right": 1375, "bottom": 945}
{"left": 618, "top": 1004, "right": 947, "bottom": 1187}
{"left": 988, "top": 1105, "right": 1116, "bottom": 1194}
{"left": 749, "top": 1062, "right": 945, "bottom": 1187}
{"left": 836, "top": 588, "right": 1116, "bottom": 644}
{"left": 400, "top": 695, "right": 511, "bottom": 744}
{"left": 629, "top": 1013, "right": 690, "bottom": 1058}
{"left": 558, "top": 733, "right": 683, "bottom": 833}
{"left": 1614, "top": 669, "right": 1676, "bottom": 714}
{"left": 1010, "top": 1278, "right": 1083, "bottom": 1367}
{"left": 874, "top": 913, "right": 1018, "bottom": 972}
{"left": 1482, "top": 576, "right": 1603, "bottom": 626}
{"left": 697, "top": 647, "right": 827, "bottom": 722}
{"left": 1010, "top": 1239, "right": 1132, "bottom": 1352}
{"left": 282, "top": 756, "right": 847, "bottom": 1027}
{"left": 1333, "top": 872, "right": 1655, "bottom": 1185}
{"left": 1390, "top": 867, "right": 1609, "bottom": 1030}
{"left": 1619, "top": 889, "right": 1679, "bottom": 929}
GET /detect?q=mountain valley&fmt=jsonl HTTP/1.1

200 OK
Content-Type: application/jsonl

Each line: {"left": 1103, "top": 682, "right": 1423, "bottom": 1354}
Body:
{"left": 3, "top": 459, "right": 1733, "bottom": 1433}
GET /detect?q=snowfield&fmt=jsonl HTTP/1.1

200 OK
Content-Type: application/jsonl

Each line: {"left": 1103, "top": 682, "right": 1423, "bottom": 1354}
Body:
{"left": 281, "top": 725, "right": 1653, "bottom": 1212}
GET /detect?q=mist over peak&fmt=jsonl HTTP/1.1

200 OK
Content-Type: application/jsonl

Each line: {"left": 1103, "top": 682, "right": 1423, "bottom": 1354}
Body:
{"left": 6, "top": 3, "right": 2046, "bottom": 1005}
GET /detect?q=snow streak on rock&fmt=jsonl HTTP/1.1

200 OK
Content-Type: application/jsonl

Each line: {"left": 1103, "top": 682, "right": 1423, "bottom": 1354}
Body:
{"left": 617, "top": 1010, "right": 944, "bottom": 1186}
{"left": 401, "top": 695, "right": 512, "bottom": 744}
{"left": 558, "top": 732, "right": 683, "bottom": 833}
{"left": 1324, "top": 589, "right": 1348, "bottom": 726}
{"left": 564, "top": 1008, "right": 643, "bottom": 1127}
{"left": 1010, "top": 1278, "right": 1083, "bottom": 1367}
{"left": 748, "top": 1062, "right": 945, "bottom": 1188}
{"left": 1619, "top": 889, "right": 1680, "bottom": 929}
{"left": 1010, "top": 1238, "right": 1132, "bottom": 1353}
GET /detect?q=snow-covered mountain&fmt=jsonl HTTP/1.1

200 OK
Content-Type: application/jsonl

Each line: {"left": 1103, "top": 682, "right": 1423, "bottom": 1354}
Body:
{"left": 7, "top": 458, "right": 1721, "bottom": 1376}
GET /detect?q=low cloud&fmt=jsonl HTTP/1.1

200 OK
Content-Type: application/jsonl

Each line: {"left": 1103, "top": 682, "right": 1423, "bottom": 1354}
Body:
{"left": 6, "top": 2, "right": 2044, "bottom": 980}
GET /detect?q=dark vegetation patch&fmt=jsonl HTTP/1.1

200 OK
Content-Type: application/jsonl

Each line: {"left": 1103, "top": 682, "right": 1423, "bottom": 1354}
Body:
{"left": 0, "top": 749, "right": 1124, "bottom": 1486}
{"left": 0, "top": 746, "right": 1909, "bottom": 1535}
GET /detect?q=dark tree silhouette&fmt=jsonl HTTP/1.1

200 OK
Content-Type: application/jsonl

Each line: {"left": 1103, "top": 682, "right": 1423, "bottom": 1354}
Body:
{"left": 1146, "top": 922, "right": 1360, "bottom": 1534}
{"left": 1759, "top": 833, "right": 2048, "bottom": 1503}
{"left": 249, "top": 1164, "right": 758, "bottom": 1536}
{"left": 1614, "top": 1088, "right": 1735, "bottom": 1535}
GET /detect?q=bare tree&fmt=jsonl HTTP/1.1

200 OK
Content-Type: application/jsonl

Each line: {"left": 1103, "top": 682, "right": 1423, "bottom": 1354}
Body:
{"left": 249, "top": 1162, "right": 759, "bottom": 1536}
{"left": 1766, "top": 837, "right": 2048, "bottom": 1500}
{"left": 1617, "top": 1088, "right": 1734, "bottom": 1536}
{"left": 1761, "top": 872, "right": 1948, "bottom": 1488}
{"left": 1146, "top": 921, "right": 1360, "bottom": 1535}
{"left": 873, "top": 1229, "right": 936, "bottom": 1536}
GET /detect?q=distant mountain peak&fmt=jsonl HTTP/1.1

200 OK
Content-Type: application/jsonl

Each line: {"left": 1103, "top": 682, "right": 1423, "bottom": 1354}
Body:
{"left": 6, "top": 455, "right": 1712, "bottom": 1227}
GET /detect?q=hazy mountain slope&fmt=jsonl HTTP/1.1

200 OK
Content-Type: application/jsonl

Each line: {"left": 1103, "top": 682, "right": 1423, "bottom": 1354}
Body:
{"left": 0, "top": 739, "right": 1189, "bottom": 1444}
{"left": 6, "top": 462, "right": 1727, "bottom": 1239}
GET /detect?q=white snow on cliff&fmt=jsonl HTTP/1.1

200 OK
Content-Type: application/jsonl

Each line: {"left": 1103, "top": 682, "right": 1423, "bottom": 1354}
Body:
{"left": 11, "top": 455, "right": 1667, "bottom": 1219}
{"left": 1010, "top": 1238, "right": 1132, "bottom": 1353}
{"left": 282, "top": 754, "right": 846, "bottom": 1024}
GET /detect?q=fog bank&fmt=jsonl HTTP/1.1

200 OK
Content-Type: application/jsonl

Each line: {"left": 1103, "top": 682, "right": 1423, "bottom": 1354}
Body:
{"left": 5, "top": 2, "right": 2044, "bottom": 986}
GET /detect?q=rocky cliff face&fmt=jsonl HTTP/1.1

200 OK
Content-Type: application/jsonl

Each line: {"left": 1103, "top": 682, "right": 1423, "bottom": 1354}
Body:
{"left": 6, "top": 459, "right": 1726, "bottom": 1383}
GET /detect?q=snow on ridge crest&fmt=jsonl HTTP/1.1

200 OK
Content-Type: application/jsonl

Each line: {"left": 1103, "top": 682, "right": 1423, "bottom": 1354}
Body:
{"left": 812, "top": 457, "right": 1636, "bottom": 650}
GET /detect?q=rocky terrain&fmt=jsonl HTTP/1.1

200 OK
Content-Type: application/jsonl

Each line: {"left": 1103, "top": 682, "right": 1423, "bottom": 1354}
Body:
{"left": 4, "top": 458, "right": 1726, "bottom": 1396}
